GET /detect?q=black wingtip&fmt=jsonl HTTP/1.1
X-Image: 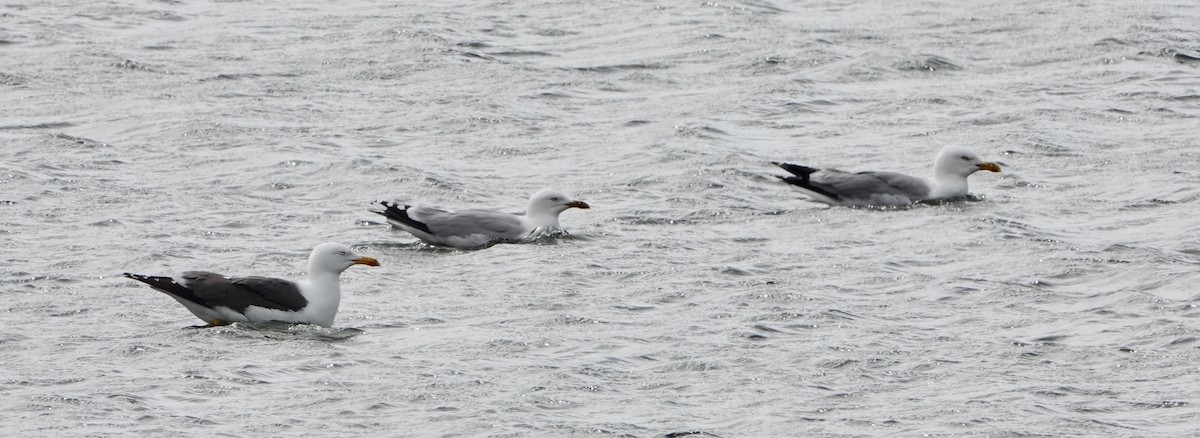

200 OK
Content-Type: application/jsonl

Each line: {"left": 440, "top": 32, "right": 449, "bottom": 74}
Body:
{"left": 124, "top": 272, "right": 168, "bottom": 289}
{"left": 373, "top": 201, "right": 400, "bottom": 218}
{"left": 123, "top": 272, "right": 160, "bottom": 286}
{"left": 772, "top": 162, "right": 840, "bottom": 201}
{"left": 773, "top": 161, "right": 819, "bottom": 178}
{"left": 376, "top": 201, "right": 432, "bottom": 234}
{"left": 123, "top": 273, "right": 209, "bottom": 308}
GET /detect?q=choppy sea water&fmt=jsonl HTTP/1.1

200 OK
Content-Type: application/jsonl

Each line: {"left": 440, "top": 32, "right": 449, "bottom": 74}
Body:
{"left": 3, "top": 0, "right": 1200, "bottom": 436}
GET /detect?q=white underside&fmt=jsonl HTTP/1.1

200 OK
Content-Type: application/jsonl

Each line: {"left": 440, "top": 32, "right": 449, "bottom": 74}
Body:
{"left": 790, "top": 186, "right": 917, "bottom": 207}
{"left": 166, "top": 278, "right": 340, "bottom": 328}
{"left": 387, "top": 218, "right": 531, "bottom": 248}
{"left": 791, "top": 176, "right": 969, "bottom": 207}
{"left": 928, "top": 177, "right": 969, "bottom": 200}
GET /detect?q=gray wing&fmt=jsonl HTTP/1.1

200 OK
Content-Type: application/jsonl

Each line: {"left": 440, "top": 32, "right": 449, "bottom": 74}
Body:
{"left": 812, "top": 170, "right": 931, "bottom": 205}
{"left": 410, "top": 207, "right": 530, "bottom": 240}
{"left": 180, "top": 272, "right": 308, "bottom": 312}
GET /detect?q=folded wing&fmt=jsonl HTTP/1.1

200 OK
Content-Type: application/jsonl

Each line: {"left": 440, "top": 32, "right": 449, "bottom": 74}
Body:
{"left": 775, "top": 161, "right": 931, "bottom": 206}
{"left": 813, "top": 170, "right": 930, "bottom": 205}
{"left": 377, "top": 201, "right": 532, "bottom": 247}
{"left": 124, "top": 272, "right": 307, "bottom": 313}
{"left": 413, "top": 208, "right": 530, "bottom": 241}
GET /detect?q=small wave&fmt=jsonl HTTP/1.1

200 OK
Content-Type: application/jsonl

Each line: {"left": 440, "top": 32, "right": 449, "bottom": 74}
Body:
{"left": 915, "top": 194, "right": 988, "bottom": 206}
{"left": 361, "top": 238, "right": 467, "bottom": 253}
{"left": 820, "top": 309, "right": 869, "bottom": 321}
{"left": 0, "top": 122, "right": 76, "bottom": 130}
{"left": 457, "top": 50, "right": 496, "bottom": 61}
{"left": 49, "top": 133, "right": 108, "bottom": 147}
{"left": 570, "top": 63, "right": 669, "bottom": 73}
{"left": 895, "top": 55, "right": 963, "bottom": 72}
{"left": 263, "top": 182, "right": 295, "bottom": 191}
{"left": 520, "top": 226, "right": 580, "bottom": 245}
{"left": 491, "top": 50, "right": 555, "bottom": 57}
{"left": 673, "top": 124, "right": 729, "bottom": 139}
{"left": 1174, "top": 50, "right": 1200, "bottom": 64}
{"left": 653, "top": 360, "right": 723, "bottom": 372}
{"left": 200, "top": 72, "right": 300, "bottom": 82}
{"left": 87, "top": 219, "right": 124, "bottom": 227}
{"left": 613, "top": 304, "right": 656, "bottom": 312}
{"left": 549, "top": 314, "right": 611, "bottom": 325}
{"left": 0, "top": 72, "right": 28, "bottom": 86}
{"left": 150, "top": 12, "right": 187, "bottom": 22}
{"left": 194, "top": 321, "right": 364, "bottom": 341}
{"left": 665, "top": 431, "right": 722, "bottom": 438}
{"left": 113, "top": 59, "right": 158, "bottom": 72}
{"left": 530, "top": 90, "right": 582, "bottom": 99}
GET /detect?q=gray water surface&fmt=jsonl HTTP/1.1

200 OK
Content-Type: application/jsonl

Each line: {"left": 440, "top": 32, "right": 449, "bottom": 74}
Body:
{"left": 3, "top": 0, "right": 1200, "bottom": 436}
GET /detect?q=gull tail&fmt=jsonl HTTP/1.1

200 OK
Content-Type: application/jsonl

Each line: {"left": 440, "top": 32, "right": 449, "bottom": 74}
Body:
{"left": 375, "top": 201, "right": 433, "bottom": 234}
{"left": 123, "top": 273, "right": 206, "bottom": 306}
{"left": 772, "top": 161, "right": 840, "bottom": 201}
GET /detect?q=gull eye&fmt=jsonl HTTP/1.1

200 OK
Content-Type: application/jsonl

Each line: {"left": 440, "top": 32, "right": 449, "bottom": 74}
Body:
{"left": 551, "top": 197, "right": 560, "bottom": 202}
{"left": 960, "top": 156, "right": 970, "bottom": 161}
{"left": 338, "top": 251, "right": 348, "bottom": 256}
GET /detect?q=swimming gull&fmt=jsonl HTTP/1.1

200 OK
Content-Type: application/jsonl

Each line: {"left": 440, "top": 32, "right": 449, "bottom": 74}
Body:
{"left": 375, "top": 189, "right": 590, "bottom": 248}
{"left": 123, "top": 242, "right": 380, "bottom": 327}
{"left": 773, "top": 146, "right": 1000, "bottom": 206}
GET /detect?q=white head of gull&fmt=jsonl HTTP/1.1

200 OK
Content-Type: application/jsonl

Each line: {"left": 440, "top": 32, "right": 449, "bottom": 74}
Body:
{"left": 525, "top": 189, "right": 593, "bottom": 229}
{"left": 928, "top": 146, "right": 1003, "bottom": 199}
{"left": 124, "top": 242, "right": 380, "bottom": 328}
{"left": 299, "top": 242, "right": 383, "bottom": 326}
